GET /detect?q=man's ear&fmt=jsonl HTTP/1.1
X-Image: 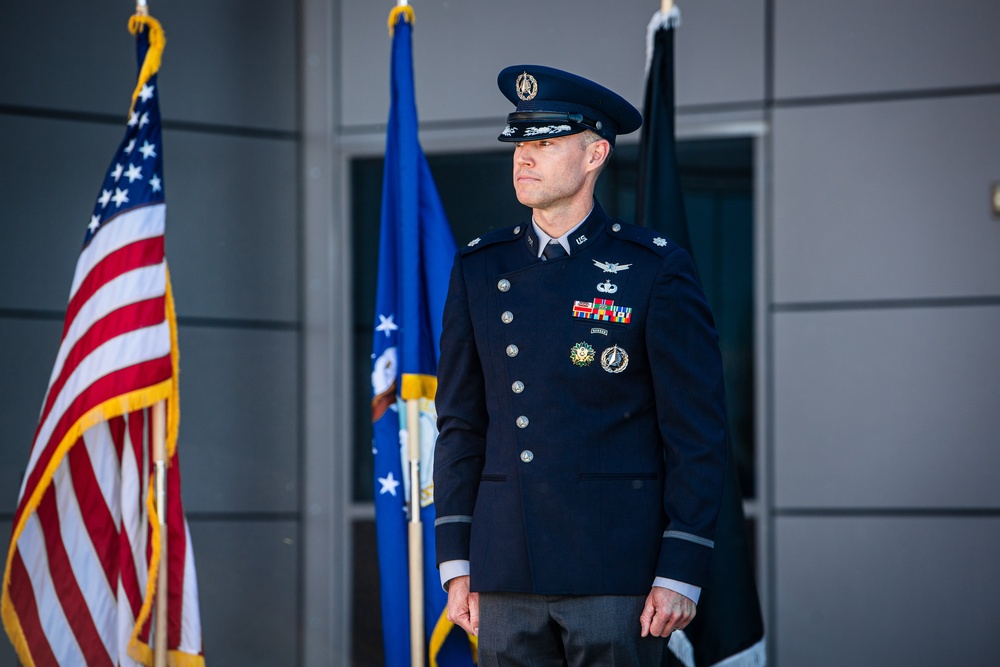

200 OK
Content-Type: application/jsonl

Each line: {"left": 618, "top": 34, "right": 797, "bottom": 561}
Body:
{"left": 587, "top": 138, "right": 611, "bottom": 171}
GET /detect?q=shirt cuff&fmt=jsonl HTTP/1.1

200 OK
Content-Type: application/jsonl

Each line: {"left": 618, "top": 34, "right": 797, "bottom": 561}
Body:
{"left": 439, "top": 559, "right": 470, "bottom": 591}
{"left": 653, "top": 577, "right": 701, "bottom": 605}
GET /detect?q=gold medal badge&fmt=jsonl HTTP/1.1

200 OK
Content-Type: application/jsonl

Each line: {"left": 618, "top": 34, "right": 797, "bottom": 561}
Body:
{"left": 570, "top": 342, "right": 596, "bottom": 367}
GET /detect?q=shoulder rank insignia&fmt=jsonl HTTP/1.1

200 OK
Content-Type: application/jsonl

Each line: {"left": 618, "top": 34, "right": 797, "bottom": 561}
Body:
{"left": 653, "top": 237, "right": 667, "bottom": 247}
{"left": 593, "top": 259, "right": 632, "bottom": 274}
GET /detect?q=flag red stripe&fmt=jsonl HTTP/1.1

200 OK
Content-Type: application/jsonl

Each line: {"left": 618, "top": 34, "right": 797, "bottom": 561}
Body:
{"left": 63, "top": 237, "right": 164, "bottom": 341}
{"left": 37, "top": 296, "right": 166, "bottom": 441}
{"left": 107, "top": 414, "right": 127, "bottom": 464}
{"left": 67, "top": 438, "right": 120, "bottom": 592}
{"left": 129, "top": 408, "right": 147, "bottom": 512}
{"left": 35, "top": 486, "right": 114, "bottom": 667}
{"left": 8, "top": 551, "right": 61, "bottom": 667}
{"left": 167, "top": 451, "right": 187, "bottom": 648}
{"left": 15, "top": 358, "right": 172, "bottom": 529}
{"left": 117, "top": 525, "right": 145, "bottom": 620}
{"left": 118, "top": 409, "right": 148, "bottom": 619}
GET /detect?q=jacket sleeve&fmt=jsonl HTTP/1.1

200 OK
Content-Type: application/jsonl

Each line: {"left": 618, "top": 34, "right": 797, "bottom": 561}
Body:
{"left": 433, "top": 253, "right": 488, "bottom": 566}
{"left": 647, "top": 246, "right": 730, "bottom": 588}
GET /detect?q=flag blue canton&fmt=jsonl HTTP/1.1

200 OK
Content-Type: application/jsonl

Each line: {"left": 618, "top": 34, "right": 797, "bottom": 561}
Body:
{"left": 85, "top": 65, "right": 163, "bottom": 248}
{"left": 371, "top": 8, "right": 472, "bottom": 667}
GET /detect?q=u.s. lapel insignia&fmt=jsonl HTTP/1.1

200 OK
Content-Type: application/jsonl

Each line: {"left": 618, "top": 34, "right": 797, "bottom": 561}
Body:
{"left": 575, "top": 234, "right": 587, "bottom": 245}
{"left": 600, "top": 345, "right": 629, "bottom": 373}
{"left": 593, "top": 259, "right": 632, "bottom": 274}
{"left": 570, "top": 342, "right": 596, "bottom": 367}
{"left": 572, "top": 298, "right": 632, "bottom": 324}
{"left": 596, "top": 280, "right": 618, "bottom": 294}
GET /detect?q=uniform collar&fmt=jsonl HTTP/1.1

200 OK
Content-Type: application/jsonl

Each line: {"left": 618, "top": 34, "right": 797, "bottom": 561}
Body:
{"left": 527, "top": 200, "right": 608, "bottom": 257}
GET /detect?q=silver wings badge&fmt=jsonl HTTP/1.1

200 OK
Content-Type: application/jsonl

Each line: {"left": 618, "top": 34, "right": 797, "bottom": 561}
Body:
{"left": 593, "top": 259, "right": 632, "bottom": 274}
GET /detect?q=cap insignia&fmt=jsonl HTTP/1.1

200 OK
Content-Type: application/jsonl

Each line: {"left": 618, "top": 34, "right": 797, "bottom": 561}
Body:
{"left": 516, "top": 72, "right": 538, "bottom": 101}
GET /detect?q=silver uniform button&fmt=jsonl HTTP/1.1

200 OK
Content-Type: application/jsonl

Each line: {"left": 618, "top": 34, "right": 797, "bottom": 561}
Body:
{"left": 612, "top": 223, "right": 621, "bottom": 232}
{"left": 514, "top": 225, "right": 521, "bottom": 234}
{"left": 498, "top": 279, "right": 511, "bottom": 292}
{"left": 516, "top": 416, "right": 529, "bottom": 428}
{"left": 506, "top": 344, "right": 519, "bottom": 357}
{"left": 511, "top": 380, "right": 524, "bottom": 393}
{"left": 501, "top": 311, "right": 514, "bottom": 324}
{"left": 520, "top": 450, "right": 534, "bottom": 463}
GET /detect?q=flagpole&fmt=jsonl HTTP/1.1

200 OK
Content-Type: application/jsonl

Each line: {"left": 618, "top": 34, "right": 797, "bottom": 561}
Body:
{"left": 401, "top": 3, "right": 422, "bottom": 663}
{"left": 661, "top": 0, "right": 673, "bottom": 13}
{"left": 406, "top": 400, "right": 425, "bottom": 667}
{"left": 406, "top": 397, "right": 425, "bottom": 667}
{"left": 152, "top": 399, "right": 168, "bottom": 667}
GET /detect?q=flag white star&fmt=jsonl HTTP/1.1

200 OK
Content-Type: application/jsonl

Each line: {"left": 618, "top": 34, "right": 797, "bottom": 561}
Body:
{"left": 375, "top": 314, "right": 399, "bottom": 337}
{"left": 378, "top": 471, "right": 400, "bottom": 496}
{"left": 128, "top": 111, "right": 139, "bottom": 127}
{"left": 139, "top": 83, "right": 155, "bottom": 102}
{"left": 110, "top": 163, "right": 124, "bottom": 181}
{"left": 139, "top": 141, "right": 157, "bottom": 159}
{"left": 111, "top": 188, "right": 129, "bottom": 207}
{"left": 88, "top": 215, "right": 101, "bottom": 232}
{"left": 139, "top": 112, "right": 150, "bottom": 128}
{"left": 98, "top": 189, "right": 112, "bottom": 208}
{"left": 124, "top": 139, "right": 136, "bottom": 154}
{"left": 124, "top": 164, "right": 143, "bottom": 183}
{"left": 149, "top": 174, "right": 162, "bottom": 192}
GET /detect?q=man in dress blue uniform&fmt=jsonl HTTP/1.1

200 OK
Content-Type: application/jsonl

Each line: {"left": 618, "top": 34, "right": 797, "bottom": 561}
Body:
{"left": 433, "top": 64, "right": 729, "bottom": 665}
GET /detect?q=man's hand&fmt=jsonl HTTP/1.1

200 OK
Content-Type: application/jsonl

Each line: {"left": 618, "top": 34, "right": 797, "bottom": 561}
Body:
{"left": 639, "top": 586, "right": 696, "bottom": 638}
{"left": 445, "top": 575, "right": 480, "bottom": 636}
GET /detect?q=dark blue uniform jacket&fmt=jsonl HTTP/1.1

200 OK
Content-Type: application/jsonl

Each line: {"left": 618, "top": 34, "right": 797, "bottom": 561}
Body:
{"left": 434, "top": 201, "right": 729, "bottom": 595}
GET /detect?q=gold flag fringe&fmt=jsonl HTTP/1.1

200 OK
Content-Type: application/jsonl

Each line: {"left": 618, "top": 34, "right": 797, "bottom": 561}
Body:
{"left": 127, "top": 13, "right": 166, "bottom": 118}
{"left": 387, "top": 4, "right": 415, "bottom": 37}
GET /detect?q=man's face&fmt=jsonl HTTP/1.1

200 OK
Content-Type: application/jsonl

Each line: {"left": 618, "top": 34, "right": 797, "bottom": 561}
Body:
{"left": 511, "top": 134, "right": 593, "bottom": 210}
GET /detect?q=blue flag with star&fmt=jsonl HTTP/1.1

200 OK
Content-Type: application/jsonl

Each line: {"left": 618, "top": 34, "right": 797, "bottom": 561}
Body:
{"left": 370, "top": 6, "right": 473, "bottom": 667}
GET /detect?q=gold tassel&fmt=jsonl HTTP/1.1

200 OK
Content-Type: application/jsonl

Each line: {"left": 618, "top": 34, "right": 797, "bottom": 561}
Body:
{"left": 127, "top": 13, "right": 167, "bottom": 118}
{"left": 387, "top": 4, "right": 415, "bottom": 37}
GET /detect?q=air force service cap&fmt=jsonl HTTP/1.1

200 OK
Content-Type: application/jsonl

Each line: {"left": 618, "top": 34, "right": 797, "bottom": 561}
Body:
{"left": 497, "top": 64, "right": 642, "bottom": 147}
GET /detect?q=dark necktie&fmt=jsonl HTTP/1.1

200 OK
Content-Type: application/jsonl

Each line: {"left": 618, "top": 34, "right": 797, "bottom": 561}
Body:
{"left": 542, "top": 240, "right": 566, "bottom": 261}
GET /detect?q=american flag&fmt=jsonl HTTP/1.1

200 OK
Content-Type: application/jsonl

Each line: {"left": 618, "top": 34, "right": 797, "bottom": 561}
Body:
{"left": 1, "top": 15, "right": 204, "bottom": 666}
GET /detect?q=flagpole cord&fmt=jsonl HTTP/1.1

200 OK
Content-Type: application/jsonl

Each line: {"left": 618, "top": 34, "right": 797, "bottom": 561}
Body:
{"left": 153, "top": 400, "right": 168, "bottom": 667}
{"left": 406, "top": 398, "right": 426, "bottom": 667}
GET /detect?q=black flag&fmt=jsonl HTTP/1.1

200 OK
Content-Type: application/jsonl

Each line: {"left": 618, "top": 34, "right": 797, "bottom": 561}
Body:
{"left": 637, "top": 6, "right": 767, "bottom": 666}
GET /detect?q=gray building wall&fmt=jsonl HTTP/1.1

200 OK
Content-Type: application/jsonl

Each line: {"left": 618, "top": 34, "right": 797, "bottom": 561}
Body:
{"left": 2, "top": 1, "right": 998, "bottom": 666}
